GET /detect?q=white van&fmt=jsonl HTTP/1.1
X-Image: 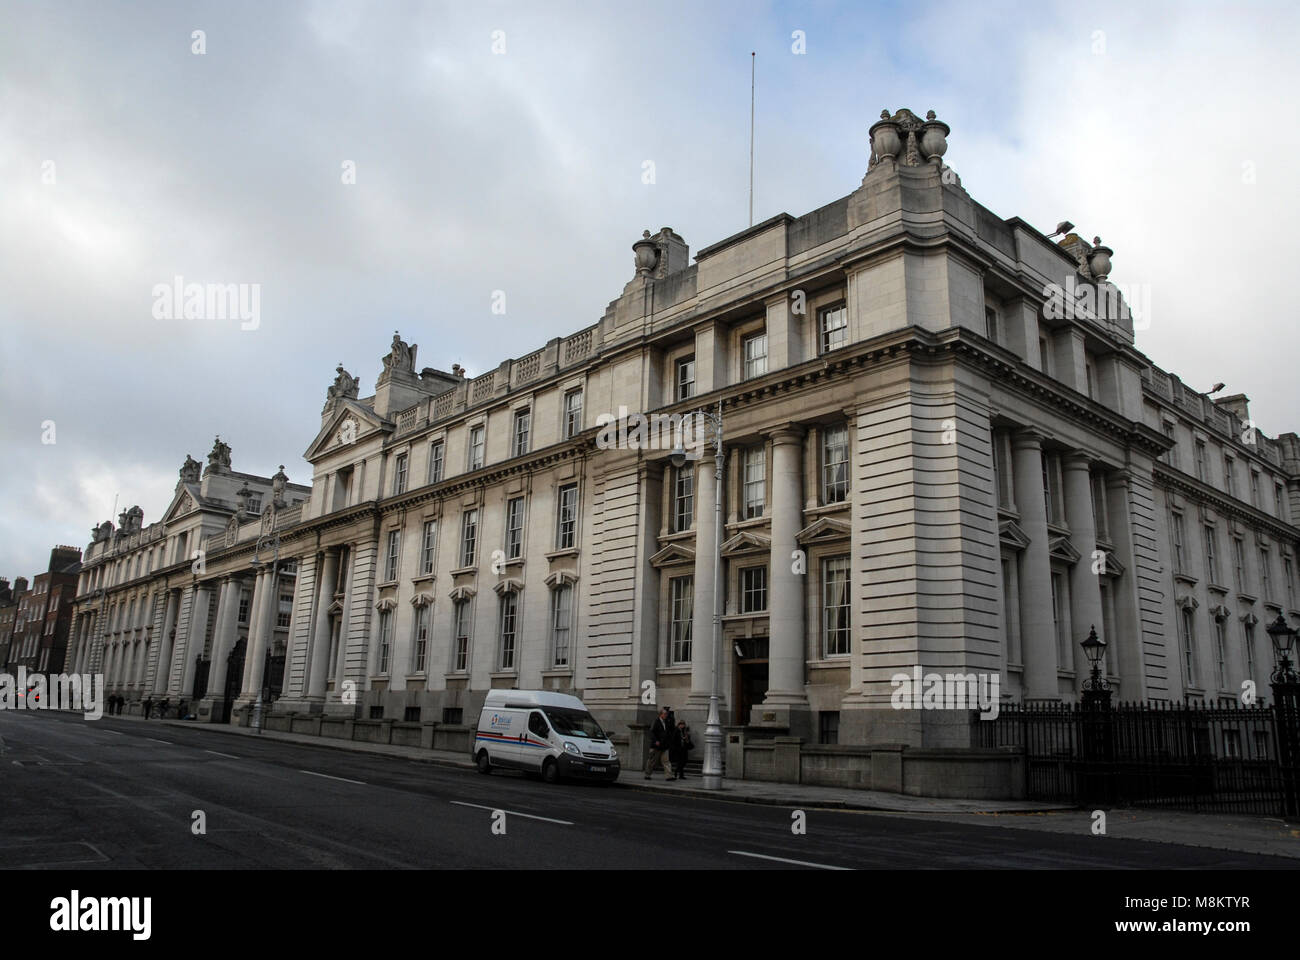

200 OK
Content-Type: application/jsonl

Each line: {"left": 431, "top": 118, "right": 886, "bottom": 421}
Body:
{"left": 473, "top": 690, "right": 620, "bottom": 783}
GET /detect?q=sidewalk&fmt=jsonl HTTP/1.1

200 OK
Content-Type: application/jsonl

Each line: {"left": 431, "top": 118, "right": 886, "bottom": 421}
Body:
{"left": 153, "top": 717, "right": 1300, "bottom": 860}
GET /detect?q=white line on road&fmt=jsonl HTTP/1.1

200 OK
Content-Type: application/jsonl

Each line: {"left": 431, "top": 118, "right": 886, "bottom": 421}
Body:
{"left": 100, "top": 730, "right": 123, "bottom": 736}
{"left": 728, "top": 850, "right": 851, "bottom": 870}
{"left": 449, "top": 800, "right": 573, "bottom": 825}
{"left": 299, "top": 769, "right": 366, "bottom": 785}
{"left": 145, "top": 738, "right": 172, "bottom": 745}
{"left": 205, "top": 750, "right": 240, "bottom": 760}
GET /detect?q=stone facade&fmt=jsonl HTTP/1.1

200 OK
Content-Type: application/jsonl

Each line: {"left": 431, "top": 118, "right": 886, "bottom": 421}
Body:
{"left": 66, "top": 109, "right": 1300, "bottom": 787}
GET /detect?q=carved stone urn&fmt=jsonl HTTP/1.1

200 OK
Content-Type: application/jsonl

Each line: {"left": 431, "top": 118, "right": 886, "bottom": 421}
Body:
{"left": 869, "top": 110, "right": 902, "bottom": 165}
{"left": 633, "top": 230, "right": 659, "bottom": 277}
{"left": 1087, "top": 236, "right": 1113, "bottom": 281}
{"left": 920, "top": 110, "right": 950, "bottom": 164}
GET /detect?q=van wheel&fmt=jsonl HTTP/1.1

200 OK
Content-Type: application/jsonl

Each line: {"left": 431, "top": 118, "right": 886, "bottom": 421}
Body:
{"left": 542, "top": 758, "right": 559, "bottom": 784}
{"left": 476, "top": 750, "right": 492, "bottom": 774}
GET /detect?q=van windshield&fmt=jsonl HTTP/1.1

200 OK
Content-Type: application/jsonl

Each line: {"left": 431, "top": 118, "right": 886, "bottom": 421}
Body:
{"left": 544, "top": 707, "right": 605, "bottom": 739}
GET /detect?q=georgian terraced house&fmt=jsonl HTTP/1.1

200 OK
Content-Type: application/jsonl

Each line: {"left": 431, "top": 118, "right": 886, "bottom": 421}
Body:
{"left": 65, "top": 108, "right": 1300, "bottom": 788}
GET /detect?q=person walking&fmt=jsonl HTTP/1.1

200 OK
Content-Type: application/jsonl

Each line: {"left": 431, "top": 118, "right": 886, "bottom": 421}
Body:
{"left": 644, "top": 706, "right": 676, "bottom": 780}
{"left": 143, "top": 697, "right": 153, "bottom": 720}
{"left": 670, "top": 719, "right": 693, "bottom": 779}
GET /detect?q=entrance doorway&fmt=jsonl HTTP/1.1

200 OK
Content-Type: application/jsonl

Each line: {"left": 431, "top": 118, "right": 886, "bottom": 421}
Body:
{"left": 732, "top": 636, "right": 769, "bottom": 725}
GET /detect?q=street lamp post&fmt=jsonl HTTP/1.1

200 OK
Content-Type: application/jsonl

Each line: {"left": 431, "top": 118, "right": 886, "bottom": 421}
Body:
{"left": 671, "top": 399, "right": 725, "bottom": 790}
{"left": 1080, "top": 625, "right": 1111, "bottom": 710}
{"left": 1265, "top": 615, "right": 1300, "bottom": 816}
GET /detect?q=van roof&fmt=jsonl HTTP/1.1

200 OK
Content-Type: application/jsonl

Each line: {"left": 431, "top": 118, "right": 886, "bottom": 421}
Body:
{"left": 482, "top": 689, "right": 587, "bottom": 711}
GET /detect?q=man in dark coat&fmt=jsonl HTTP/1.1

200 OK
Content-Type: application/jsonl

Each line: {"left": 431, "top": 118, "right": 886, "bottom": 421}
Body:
{"left": 643, "top": 706, "right": 676, "bottom": 780}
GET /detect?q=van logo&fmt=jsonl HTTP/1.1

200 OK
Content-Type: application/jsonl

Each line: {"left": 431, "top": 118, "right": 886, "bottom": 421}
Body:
{"left": 489, "top": 713, "right": 512, "bottom": 728}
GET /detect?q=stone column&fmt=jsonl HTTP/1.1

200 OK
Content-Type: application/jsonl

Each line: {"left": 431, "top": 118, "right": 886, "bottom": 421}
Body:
{"left": 239, "top": 569, "right": 267, "bottom": 699}
{"left": 1012, "top": 430, "right": 1059, "bottom": 700}
{"left": 689, "top": 457, "right": 718, "bottom": 702}
{"left": 242, "top": 568, "right": 277, "bottom": 700}
{"left": 180, "top": 584, "right": 213, "bottom": 697}
{"left": 1063, "top": 452, "right": 1105, "bottom": 682}
{"left": 203, "top": 578, "right": 239, "bottom": 714}
{"left": 307, "top": 551, "right": 340, "bottom": 702}
{"left": 151, "top": 591, "right": 180, "bottom": 696}
{"left": 765, "top": 427, "right": 807, "bottom": 705}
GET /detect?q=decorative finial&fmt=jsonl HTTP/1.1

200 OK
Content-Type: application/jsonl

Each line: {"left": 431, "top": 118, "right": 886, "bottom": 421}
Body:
{"left": 926, "top": 110, "right": 936, "bottom": 120}
{"left": 642, "top": 230, "right": 651, "bottom": 238}
{"left": 1093, "top": 236, "right": 1102, "bottom": 245}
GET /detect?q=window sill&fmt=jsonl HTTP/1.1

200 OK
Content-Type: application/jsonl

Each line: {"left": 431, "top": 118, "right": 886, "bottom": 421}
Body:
{"left": 503, "top": 556, "right": 525, "bottom": 568}
{"left": 1237, "top": 592, "right": 1257, "bottom": 604}
{"left": 808, "top": 658, "right": 850, "bottom": 671}
{"left": 1173, "top": 572, "right": 1198, "bottom": 586}
{"left": 541, "top": 668, "right": 573, "bottom": 677}
{"left": 1206, "top": 582, "right": 1231, "bottom": 595}
{"left": 489, "top": 670, "right": 518, "bottom": 680}
{"left": 657, "top": 665, "right": 692, "bottom": 675}
{"left": 803, "top": 502, "right": 850, "bottom": 518}
{"left": 450, "top": 566, "right": 477, "bottom": 577}
{"left": 377, "top": 579, "right": 398, "bottom": 589}
{"left": 411, "top": 574, "right": 435, "bottom": 585}
{"left": 545, "top": 547, "right": 579, "bottom": 561}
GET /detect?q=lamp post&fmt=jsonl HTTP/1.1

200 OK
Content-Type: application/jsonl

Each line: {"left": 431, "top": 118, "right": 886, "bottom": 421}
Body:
{"left": 1265, "top": 615, "right": 1300, "bottom": 815}
{"left": 670, "top": 398, "right": 725, "bottom": 790}
{"left": 1080, "top": 625, "right": 1111, "bottom": 710}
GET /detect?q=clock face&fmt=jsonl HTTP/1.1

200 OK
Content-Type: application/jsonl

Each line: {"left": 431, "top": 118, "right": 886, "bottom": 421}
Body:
{"left": 337, "top": 419, "right": 357, "bottom": 445}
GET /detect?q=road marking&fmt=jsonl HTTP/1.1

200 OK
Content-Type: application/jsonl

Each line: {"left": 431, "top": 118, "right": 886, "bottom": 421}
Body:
{"left": 145, "top": 738, "right": 172, "bottom": 745}
{"left": 449, "top": 800, "right": 573, "bottom": 826}
{"left": 205, "top": 750, "right": 240, "bottom": 760}
{"left": 727, "top": 850, "right": 851, "bottom": 870}
{"left": 299, "top": 769, "right": 366, "bottom": 786}
{"left": 100, "top": 730, "right": 123, "bottom": 736}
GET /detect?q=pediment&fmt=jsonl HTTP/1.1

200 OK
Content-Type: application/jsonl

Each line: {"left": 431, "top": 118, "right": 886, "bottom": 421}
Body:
{"left": 304, "top": 400, "right": 392, "bottom": 462}
{"left": 650, "top": 543, "right": 696, "bottom": 568}
{"left": 795, "top": 516, "right": 851, "bottom": 545}
{"left": 449, "top": 585, "right": 477, "bottom": 602}
{"left": 720, "top": 531, "right": 771, "bottom": 557}
{"left": 998, "top": 519, "right": 1031, "bottom": 551}
{"left": 493, "top": 577, "right": 525, "bottom": 595}
{"left": 374, "top": 597, "right": 398, "bottom": 612}
{"left": 410, "top": 591, "right": 435, "bottom": 608}
{"left": 544, "top": 569, "right": 578, "bottom": 588}
{"left": 162, "top": 483, "right": 203, "bottom": 525}
{"left": 1097, "top": 550, "right": 1125, "bottom": 578}
{"left": 327, "top": 599, "right": 344, "bottom": 616}
{"left": 1048, "top": 535, "right": 1081, "bottom": 565}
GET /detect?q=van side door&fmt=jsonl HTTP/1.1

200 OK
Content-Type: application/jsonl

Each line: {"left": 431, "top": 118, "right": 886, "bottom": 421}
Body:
{"left": 523, "top": 710, "right": 553, "bottom": 771}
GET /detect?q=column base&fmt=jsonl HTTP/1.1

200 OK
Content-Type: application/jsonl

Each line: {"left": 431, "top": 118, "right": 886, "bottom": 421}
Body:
{"left": 749, "top": 702, "right": 813, "bottom": 741}
{"left": 196, "top": 696, "right": 226, "bottom": 723}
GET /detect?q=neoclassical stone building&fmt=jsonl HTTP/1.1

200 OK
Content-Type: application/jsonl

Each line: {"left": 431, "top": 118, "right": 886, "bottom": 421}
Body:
{"left": 68, "top": 108, "right": 1300, "bottom": 773}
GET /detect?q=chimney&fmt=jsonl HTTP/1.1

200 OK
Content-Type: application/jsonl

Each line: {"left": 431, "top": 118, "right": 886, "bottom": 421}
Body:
{"left": 14, "top": 576, "right": 29, "bottom": 594}
{"left": 1214, "top": 394, "right": 1249, "bottom": 423}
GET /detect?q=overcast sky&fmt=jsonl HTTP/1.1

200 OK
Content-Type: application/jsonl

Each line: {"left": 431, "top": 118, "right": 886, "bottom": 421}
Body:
{"left": 2, "top": 0, "right": 1297, "bottom": 577}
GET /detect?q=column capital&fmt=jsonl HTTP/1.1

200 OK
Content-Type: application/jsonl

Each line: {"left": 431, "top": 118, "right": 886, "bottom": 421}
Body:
{"left": 1061, "top": 450, "right": 1094, "bottom": 472}
{"left": 1012, "top": 428, "right": 1047, "bottom": 451}
{"left": 767, "top": 424, "right": 806, "bottom": 446}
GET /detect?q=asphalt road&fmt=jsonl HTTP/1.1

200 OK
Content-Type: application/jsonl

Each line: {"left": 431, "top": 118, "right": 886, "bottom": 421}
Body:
{"left": 0, "top": 711, "right": 1291, "bottom": 870}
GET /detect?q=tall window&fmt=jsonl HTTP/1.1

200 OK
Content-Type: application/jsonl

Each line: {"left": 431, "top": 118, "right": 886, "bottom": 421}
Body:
{"left": 673, "top": 467, "right": 694, "bottom": 531}
{"left": 1233, "top": 538, "right": 1246, "bottom": 591}
{"left": 1042, "top": 453, "right": 1062, "bottom": 523}
{"left": 1091, "top": 473, "right": 1109, "bottom": 540}
{"left": 452, "top": 599, "right": 471, "bottom": 672}
{"left": 1260, "top": 547, "right": 1272, "bottom": 599}
{"left": 551, "top": 585, "right": 572, "bottom": 668}
{"left": 428, "top": 440, "right": 445, "bottom": 483}
{"left": 384, "top": 530, "right": 400, "bottom": 581}
{"left": 377, "top": 609, "right": 392, "bottom": 674}
{"left": 563, "top": 389, "right": 583, "bottom": 439}
{"left": 676, "top": 356, "right": 696, "bottom": 401}
{"left": 1223, "top": 456, "right": 1235, "bottom": 498}
{"left": 1051, "top": 573, "right": 1067, "bottom": 664}
{"left": 1163, "top": 422, "right": 1177, "bottom": 469}
{"left": 1214, "top": 619, "right": 1228, "bottom": 689}
{"left": 1244, "top": 621, "right": 1257, "bottom": 683}
{"left": 512, "top": 409, "right": 531, "bottom": 457}
{"left": 498, "top": 591, "right": 518, "bottom": 670}
{"left": 1171, "top": 512, "right": 1186, "bottom": 573}
{"left": 741, "top": 566, "right": 768, "bottom": 613}
{"left": 743, "top": 332, "right": 768, "bottom": 379}
{"left": 468, "top": 425, "right": 485, "bottom": 471}
{"left": 1194, "top": 441, "right": 1207, "bottom": 482}
{"left": 743, "top": 446, "right": 765, "bottom": 518}
{"left": 1204, "top": 526, "right": 1220, "bottom": 584}
{"left": 393, "top": 453, "right": 408, "bottom": 495}
{"left": 1286, "top": 557, "right": 1296, "bottom": 610}
{"left": 669, "top": 577, "right": 693, "bottom": 663}
{"left": 819, "top": 303, "right": 848, "bottom": 354}
{"left": 461, "top": 509, "right": 478, "bottom": 567}
{"left": 556, "top": 484, "right": 578, "bottom": 550}
{"left": 984, "top": 306, "right": 998, "bottom": 343}
{"left": 238, "top": 590, "right": 250, "bottom": 623}
{"left": 420, "top": 519, "right": 437, "bottom": 575}
{"left": 412, "top": 604, "right": 430, "bottom": 673}
{"left": 1180, "top": 607, "right": 1197, "bottom": 688}
{"left": 1276, "top": 483, "right": 1286, "bottom": 520}
{"left": 1250, "top": 470, "right": 1261, "bottom": 507}
{"left": 822, "top": 557, "right": 851, "bottom": 656}
{"left": 505, "top": 497, "right": 525, "bottom": 560}
{"left": 822, "top": 425, "right": 849, "bottom": 504}
{"left": 277, "top": 592, "right": 293, "bottom": 628}
{"left": 992, "top": 431, "right": 1013, "bottom": 509}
